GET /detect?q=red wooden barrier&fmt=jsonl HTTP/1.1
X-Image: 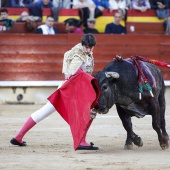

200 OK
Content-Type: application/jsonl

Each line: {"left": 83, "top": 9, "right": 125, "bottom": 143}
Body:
{"left": 126, "top": 22, "right": 165, "bottom": 34}
{"left": 0, "top": 34, "right": 170, "bottom": 80}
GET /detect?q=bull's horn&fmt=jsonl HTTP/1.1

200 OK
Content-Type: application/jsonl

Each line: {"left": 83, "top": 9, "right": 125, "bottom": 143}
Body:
{"left": 105, "top": 72, "right": 119, "bottom": 78}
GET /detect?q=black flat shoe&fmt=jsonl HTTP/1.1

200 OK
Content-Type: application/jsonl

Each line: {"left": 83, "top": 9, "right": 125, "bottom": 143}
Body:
{"left": 77, "top": 142, "right": 99, "bottom": 150}
{"left": 10, "top": 138, "right": 27, "bottom": 147}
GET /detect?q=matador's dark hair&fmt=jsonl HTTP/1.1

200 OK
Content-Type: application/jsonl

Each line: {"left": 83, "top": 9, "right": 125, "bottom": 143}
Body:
{"left": 81, "top": 33, "right": 96, "bottom": 47}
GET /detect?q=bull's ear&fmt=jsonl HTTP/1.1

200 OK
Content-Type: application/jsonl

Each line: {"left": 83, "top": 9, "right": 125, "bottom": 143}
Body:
{"left": 105, "top": 72, "right": 119, "bottom": 78}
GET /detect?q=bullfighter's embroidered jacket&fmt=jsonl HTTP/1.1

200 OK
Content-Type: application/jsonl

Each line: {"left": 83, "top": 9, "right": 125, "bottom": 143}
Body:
{"left": 62, "top": 43, "right": 94, "bottom": 79}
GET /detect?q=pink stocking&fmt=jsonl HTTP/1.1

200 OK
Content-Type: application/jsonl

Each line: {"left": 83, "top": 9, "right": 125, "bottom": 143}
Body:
{"left": 80, "top": 119, "right": 93, "bottom": 146}
{"left": 14, "top": 117, "right": 36, "bottom": 143}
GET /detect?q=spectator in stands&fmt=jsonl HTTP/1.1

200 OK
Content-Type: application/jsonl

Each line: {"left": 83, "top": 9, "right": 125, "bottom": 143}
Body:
{"left": 53, "top": 0, "right": 72, "bottom": 8}
{"left": 83, "top": 17, "right": 99, "bottom": 34}
{"left": 150, "top": 0, "right": 168, "bottom": 10}
{"left": 150, "top": 0, "right": 169, "bottom": 29}
{"left": 29, "top": 0, "right": 53, "bottom": 19}
{"left": 35, "top": 16, "right": 60, "bottom": 34}
{"left": 52, "top": 0, "right": 72, "bottom": 21}
{"left": 150, "top": 0, "right": 169, "bottom": 19}
{"left": 6, "top": 0, "right": 34, "bottom": 7}
{"left": 0, "top": 8, "right": 15, "bottom": 30}
{"left": 108, "top": 0, "right": 129, "bottom": 21}
{"left": 92, "top": 0, "right": 110, "bottom": 17}
{"left": 104, "top": 11, "right": 126, "bottom": 34}
{"left": 65, "top": 18, "right": 83, "bottom": 27}
{"left": 73, "top": 0, "right": 109, "bottom": 27}
{"left": 16, "top": 11, "right": 41, "bottom": 22}
{"left": 109, "top": 0, "right": 126, "bottom": 12}
{"left": 64, "top": 18, "right": 84, "bottom": 34}
{"left": 73, "top": 0, "right": 96, "bottom": 27}
{"left": 16, "top": 11, "right": 41, "bottom": 32}
{"left": 131, "top": 0, "right": 151, "bottom": 12}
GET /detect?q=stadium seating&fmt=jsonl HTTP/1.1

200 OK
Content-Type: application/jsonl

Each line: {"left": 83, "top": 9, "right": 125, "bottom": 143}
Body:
{"left": 1, "top": 8, "right": 168, "bottom": 33}
{"left": 0, "top": 22, "right": 67, "bottom": 33}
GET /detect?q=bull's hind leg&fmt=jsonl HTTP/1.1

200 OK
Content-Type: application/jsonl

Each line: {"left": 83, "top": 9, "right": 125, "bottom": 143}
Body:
{"left": 158, "top": 87, "right": 169, "bottom": 141}
{"left": 116, "top": 105, "right": 143, "bottom": 150}
{"left": 150, "top": 98, "right": 169, "bottom": 150}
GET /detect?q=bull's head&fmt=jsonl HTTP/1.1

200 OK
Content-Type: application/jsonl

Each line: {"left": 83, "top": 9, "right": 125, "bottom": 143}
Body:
{"left": 93, "top": 71, "right": 119, "bottom": 114}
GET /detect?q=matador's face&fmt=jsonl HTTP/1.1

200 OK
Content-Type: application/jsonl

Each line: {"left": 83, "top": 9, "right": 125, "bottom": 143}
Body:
{"left": 82, "top": 46, "right": 94, "bottom": 55}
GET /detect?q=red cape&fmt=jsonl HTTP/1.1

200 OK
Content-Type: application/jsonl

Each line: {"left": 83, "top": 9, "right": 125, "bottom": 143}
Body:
{"left": 47, "top": 69, "right": 100, "bottom": 150}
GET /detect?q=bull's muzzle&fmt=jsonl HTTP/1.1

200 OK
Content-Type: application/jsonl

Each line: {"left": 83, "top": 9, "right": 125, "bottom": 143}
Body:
{"left": 94, "top": 105, "right": 109, "bottom": 114}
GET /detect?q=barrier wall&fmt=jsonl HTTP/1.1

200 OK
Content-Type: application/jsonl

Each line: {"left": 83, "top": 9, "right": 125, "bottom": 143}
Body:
{"left": 0, "top": 34, "right": 170, "bottom": 81}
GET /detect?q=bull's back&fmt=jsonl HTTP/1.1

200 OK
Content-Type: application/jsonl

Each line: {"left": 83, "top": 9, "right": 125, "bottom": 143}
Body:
{"left": 103, "top": 60, "right": 139, "bottom": 95}
{"left": 103, "top": 59, "right": 164, "bottom": 96}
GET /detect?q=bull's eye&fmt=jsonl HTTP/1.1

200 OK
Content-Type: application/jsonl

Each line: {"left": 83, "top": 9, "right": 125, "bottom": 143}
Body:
{"left": 101, "top": 84, "right": 108, "bottom": 91}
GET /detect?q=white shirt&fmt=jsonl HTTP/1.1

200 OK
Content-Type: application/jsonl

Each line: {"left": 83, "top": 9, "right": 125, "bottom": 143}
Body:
{"left": 38, "top": 25, "right": 55, "bottom": 35}
{"left": 109, "top": 0, "right": 126, "bottom": 10}
{"left": 73, "top": 0, "right": 95, "bottom": 9}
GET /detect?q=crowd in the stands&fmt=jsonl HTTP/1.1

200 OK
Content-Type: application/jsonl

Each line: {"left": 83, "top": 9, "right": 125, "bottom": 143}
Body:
{"left": 0, "top": 0, "right": 170, "bottom": 34}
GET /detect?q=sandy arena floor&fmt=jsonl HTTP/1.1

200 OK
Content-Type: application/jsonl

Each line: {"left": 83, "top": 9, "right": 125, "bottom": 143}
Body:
{"left": 1, "top": 103, "right": 170, "bottom": 170}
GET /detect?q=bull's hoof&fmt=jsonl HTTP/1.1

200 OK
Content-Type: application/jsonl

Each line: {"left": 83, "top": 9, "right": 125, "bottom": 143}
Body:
{"left": 133, "top": 137, "right": 143, "bottom": 147}
{"left": 160, "top": 144, "right": 169, "bottom": 150}
{"left": 139, "top": 139, "right": 143, "bottom": 147}
{"left": 160, "top": 141, "right": 169, "bottom": 150}
{"left": 124, "top": 144, "right": 133, "bottom": 150}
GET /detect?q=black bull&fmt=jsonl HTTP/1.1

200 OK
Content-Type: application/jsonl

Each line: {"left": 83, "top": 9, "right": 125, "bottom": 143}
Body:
{"left": 93, "top": 58, "right": 169, "bottom": 150}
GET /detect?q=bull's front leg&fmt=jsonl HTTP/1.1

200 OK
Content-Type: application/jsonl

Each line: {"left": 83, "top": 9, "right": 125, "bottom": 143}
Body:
{"left": 124, "top": 133, "right": 133, "bottom": 150}
{"left": 116, "top": 105, "right": 143, "bottom": 149}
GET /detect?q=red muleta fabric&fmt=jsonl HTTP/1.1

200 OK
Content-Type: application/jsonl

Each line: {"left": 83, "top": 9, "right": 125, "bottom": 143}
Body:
{"left": 47, "top": 69, "right": 100, "bottom": 150}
